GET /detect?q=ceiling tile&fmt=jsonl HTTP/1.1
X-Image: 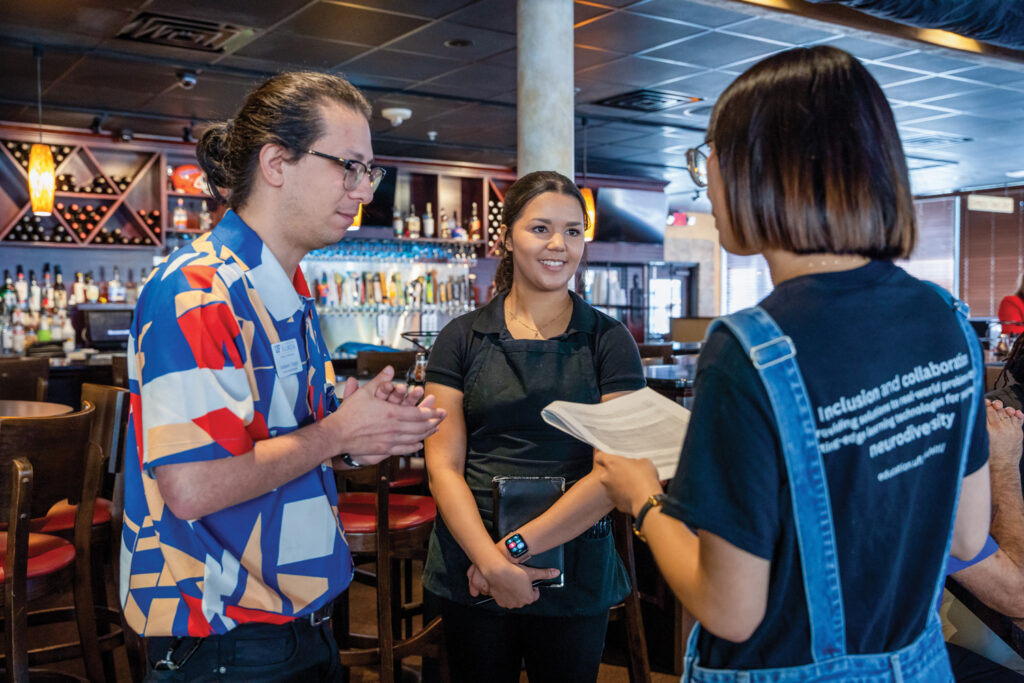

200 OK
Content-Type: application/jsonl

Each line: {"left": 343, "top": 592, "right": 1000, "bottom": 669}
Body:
{"left": 927, "top": 87, "right": 1024, "bottom": 113}
{"left": 576, "top": 56, "right": 701, "bottom": 87}
{"left": 879, "top": 51, "right": 980, "bottom": 75}
{"left": 277, "top": 4, "right": 427, "bottom": 45}
{"left": 142, "top": 0, "right": 310, "bottom": 30}
{"left": 725, "top": 17, "right": 839, "bottom": 46}
{"left": 342, "top": 49, "right": 464, "bottom": 82}
{"left": 628, "top": 0, "right": 751, "bottom": 28}
{"left": 386, "top": 21, "right": 515, "bottom": 61}
{"left": 891, "top": 104, "right": 956, "bottom": 123}
{"left": 575, "top": 12, "right": 704, "bottom": 55}
{"left": 817, "top": 35, "right": 912, "bottom": 61}
{"left": 902, "top": 114, "right": 999, "bottom": 139}
{"left": 368, "top": 93, "right": 471, "bottom": 123}
{"left": 575, "top": 3, "right": 610, "bottom": 25}
{"left": 0, "top": 45, "right": 82, "bottom": 102}
{"left": 577, "top": 124, "right": 651, "bottom": 146}
{"left": 883, "top": 77, "right": 981, "bottom": 103}
{"left": 575, "top": 46, "right": 619, "bottom": 71}
{"left": 59, "top": 56, "right": 177, "bottom": 96}
{"left": 421, "top": 63, "right": 517, "bottom": 98}
{"left": 446, "top": 0, "right": 516, "bottom": 33}
{"left": 340, "top": 0, "right": 480, "bottom": 20}
{"left": 233, "top": 33, "right": 369, "bottom": 69}
{"left": 645, "top": 32, "right": 780, "bottom": 69}
{"left": 952, "top": 65, "right": 1024, "bottom": 88}
{"left": 0, "top": 0, "right": 135, "bottom": 41}
{"left": 862, "top": 62, "right": 926, "bottom": 86}
{"left": 657, "top": 69, "right": 738, "bottom": 98}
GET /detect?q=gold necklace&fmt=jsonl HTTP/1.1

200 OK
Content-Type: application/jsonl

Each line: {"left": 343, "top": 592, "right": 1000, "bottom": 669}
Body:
{"left": 506, "top": 295, "right": 573, "bottom": 339}
{"left": 796, "top": 255, "right": 869, "bottom": 271}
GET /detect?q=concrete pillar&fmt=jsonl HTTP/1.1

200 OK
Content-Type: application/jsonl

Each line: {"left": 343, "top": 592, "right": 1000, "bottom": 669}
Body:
{"left": 517, "top": 0, "right": 574, "bottom": 178}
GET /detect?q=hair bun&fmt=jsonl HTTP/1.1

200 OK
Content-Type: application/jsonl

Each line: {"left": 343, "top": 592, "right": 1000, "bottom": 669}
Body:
{"left": 195, "top": 122, "right": 231, "bottom": 202}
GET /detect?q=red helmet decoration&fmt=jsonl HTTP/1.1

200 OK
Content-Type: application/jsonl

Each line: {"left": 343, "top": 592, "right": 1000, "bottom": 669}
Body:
{"left": 171, "top": 164, "right": 209, "bottom": 195}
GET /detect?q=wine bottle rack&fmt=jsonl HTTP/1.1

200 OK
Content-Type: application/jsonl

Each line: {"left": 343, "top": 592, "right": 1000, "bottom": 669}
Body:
{"left": 0, "top": 137, "right": 162, "bottom": 248}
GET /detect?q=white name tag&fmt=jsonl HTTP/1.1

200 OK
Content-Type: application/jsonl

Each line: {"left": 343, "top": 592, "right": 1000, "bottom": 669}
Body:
{"left": 271, "top": 339, "right": 303, "bottom": 376}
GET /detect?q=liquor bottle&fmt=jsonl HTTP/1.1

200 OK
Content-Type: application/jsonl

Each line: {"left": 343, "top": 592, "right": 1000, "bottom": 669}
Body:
{"left": 1, "top": 318, "right": 12, "bottom": 354}
{"left": 108, "top": 267, "right": 126, "bottom": 303}
{"left": 173, "top": 198, "right": 188, "bottom": 230}
{"left": 451, "top": 210, "right": 462, "bottom": 240}
{"left": 41, "top": 263, "right": 54, "bottom": 311}
{"left": 392, "top": 206, "right": 403, "bottom": 238}
{"left": 61, "top": 315, "right": 75, "bottom": 353}
{"left": 12, "top": 319, "right": 25, "bottom": 353}
{"left": 125, "top": 269, "right": 137, "bottom": 305}
{"left": 469, "top": 202, "right": 482, "bottom": 241}
{"left": 53, "top": 267, "right": 68, "bottom": 311}
{"left": 406, "top": 204, "right": 420, "bottom": 238}
{"left": 423, "top": 202, "right": 435, "bottom": 238}
{"left": 37, "top": 313, "right": 52, "bottom": 343}
{"left": 199, "top": 200, "right": 213, "bottom": 231}
{"left": 14, "top": 265, "right": 28, "bottom": 307}
{"left": 71, "top": 271, "right": 86, "bottom": 306}
{"left": 438, "top": 208, "right": 449, "bottom": 239}
{"left": 28, "top": 270, "right": 42, "bottom": 313}
{"left": 134, "top": 268, "right": 148, "bottom": 302}
{"left": 85, "top": 272, "right": 100, "bottom": 304}
{"left": 1, "top": 270, "right": 15, "bottom": 314}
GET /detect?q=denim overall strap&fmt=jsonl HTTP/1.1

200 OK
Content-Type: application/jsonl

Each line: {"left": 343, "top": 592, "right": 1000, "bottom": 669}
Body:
{"left": 709, "top": 306, "right": 847, "bottom": 662}
{"left": 919, "top": 282, "right": 982, "bottom": 611}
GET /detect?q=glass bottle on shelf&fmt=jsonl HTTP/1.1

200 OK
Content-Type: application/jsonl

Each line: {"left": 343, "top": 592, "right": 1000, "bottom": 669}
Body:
{"left": 173, "top": 198, "right": 189, "bottom": 230}
{"left": 85, "top": 272, "right": 100, "bottom": 304}
{"left": 199, "top": 200, "right": 213, "bottom": 231}
{"left": 406, "top": 204, "right": 420, "bottom": 238}
{"left": 469, "top": 202, "right": 482, "bottom": 241}
{"left": 108, "top": 267, "right": 126, "bottom": 303}
{"left": 14, "top": 266, "right": 28, "bottom": 308}
{"left": 392, "top": 206, "right": 403, "bottom": 238}
{"left": 28, "top": 270, "right": 41, "bottom": 313}
{"left": 423, "top": 202, "right": 435, "bottom": 238}
{"left": 438, "top": 207, "right": 449, "bottom": 239}
{"left": 71, "top": 271, "right": 86, "bottom": 306}
{"left": 53, "top": 266, "right": 68, "bottom": 311}
{"left": 41, "top": 263, "right": 54, "bottom": 310}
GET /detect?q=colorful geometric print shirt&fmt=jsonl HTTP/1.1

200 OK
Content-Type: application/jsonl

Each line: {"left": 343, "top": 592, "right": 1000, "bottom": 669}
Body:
{"left": 120, "top": 210, "right": 353, "bottom": 637}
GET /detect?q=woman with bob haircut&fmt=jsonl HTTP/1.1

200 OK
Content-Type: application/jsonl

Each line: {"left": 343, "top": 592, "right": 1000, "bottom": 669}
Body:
{"left": 422, "top": 170, "right": 646, "bottom": 681}
{"left": 597, "top": 45, "right": 991, "bottom": 682}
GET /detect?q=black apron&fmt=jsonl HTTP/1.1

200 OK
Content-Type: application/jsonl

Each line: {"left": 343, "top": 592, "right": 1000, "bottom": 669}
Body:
{"left": 422, "top": 297, "right": 630, "bottom": 616}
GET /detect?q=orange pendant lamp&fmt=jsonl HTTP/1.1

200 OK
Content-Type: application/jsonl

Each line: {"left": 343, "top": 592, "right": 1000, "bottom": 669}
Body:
{"left": 29, "top": 47, "right": 55, "bottom": 216}
{"left": 580, "top": 117, "right": 595, "bottom": 242}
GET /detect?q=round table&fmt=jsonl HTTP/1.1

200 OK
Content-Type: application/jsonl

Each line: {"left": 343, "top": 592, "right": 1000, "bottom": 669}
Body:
{"left": 0, "top": 400, "right": 73, "bottom": 418}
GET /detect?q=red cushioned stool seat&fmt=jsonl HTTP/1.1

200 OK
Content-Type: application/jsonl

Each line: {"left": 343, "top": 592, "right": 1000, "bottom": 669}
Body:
{"left": 30, "top": 497, "right": 113, "bottom": 533}
{"left": 0, "top": 531, "right": 75, "bottom": 582}
{"left": 389, "top": 457, "right": 426, "bottom": 490}
{"left": 338, "top": 492, "right": 436, "bottom": 533}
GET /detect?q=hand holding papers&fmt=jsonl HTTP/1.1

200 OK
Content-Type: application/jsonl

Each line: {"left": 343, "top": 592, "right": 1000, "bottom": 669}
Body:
{"left": 542, "top": 388, "right": 690, "bottom": 480}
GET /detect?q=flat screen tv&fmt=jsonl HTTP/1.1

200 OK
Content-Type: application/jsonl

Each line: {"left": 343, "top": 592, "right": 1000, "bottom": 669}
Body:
{"left": 593, "top": 188, "right": 668, "bottom": 244}
{"left": 360, "top": 165, "right": 398, "bottom": 227}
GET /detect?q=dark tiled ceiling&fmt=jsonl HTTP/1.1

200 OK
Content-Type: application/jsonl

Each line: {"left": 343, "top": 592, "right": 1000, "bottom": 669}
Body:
{"left": 0, "top": 0, "right": 1021, "bottom": 206}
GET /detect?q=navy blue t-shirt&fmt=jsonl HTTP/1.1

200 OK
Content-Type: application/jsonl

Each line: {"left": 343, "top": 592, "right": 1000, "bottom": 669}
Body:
{"left": 663, "top": 260, "right": 988, "bottom": 669}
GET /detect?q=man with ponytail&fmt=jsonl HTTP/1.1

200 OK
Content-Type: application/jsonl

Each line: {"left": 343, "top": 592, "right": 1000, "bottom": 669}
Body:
{"left": 121, "top": 71, "right": 446, "bottom": 681}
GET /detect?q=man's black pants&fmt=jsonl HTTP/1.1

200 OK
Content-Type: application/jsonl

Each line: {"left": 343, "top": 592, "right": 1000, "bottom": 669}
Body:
{"left": 143, "top": 613, "right": 341, "bottom": 682}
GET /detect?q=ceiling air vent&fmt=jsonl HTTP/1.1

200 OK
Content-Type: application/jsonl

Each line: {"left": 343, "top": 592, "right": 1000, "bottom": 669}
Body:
{"left": 117, "top": 12, "right": 250, "bottom": 53}
{"left": 594, "top": 89, "right": 700, "bottom": 113}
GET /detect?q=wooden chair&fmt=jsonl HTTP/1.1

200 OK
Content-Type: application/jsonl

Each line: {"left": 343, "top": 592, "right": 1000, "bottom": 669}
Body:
{"left": 110, "top": 356, "right": 128, "bottom": 389}
{"left": 334, "top": 457, "right": 445, "bottom": 682}
{"left": 0, "top": 358, "right": 49, "bottom": 402}
{"left": 0, "top": 402, "right": 102, "bottom": 682}
{"left": 605, "top": 510, "right": 652, "bottom": 682}
{"left": 638, "top": 343, "right": 674, "bottom": 365}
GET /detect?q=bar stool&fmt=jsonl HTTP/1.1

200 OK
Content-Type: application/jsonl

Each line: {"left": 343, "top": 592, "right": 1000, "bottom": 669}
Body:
{"left": 0, "top": 402, "right": 102, "bottom": 682}
{"left": 0, "top": 358, "right": 49, "bottom": 402}
{"left": 335, "top": 457, "right": 444, "bottom": 683}
{"left": 605, "top": 510, "right": 652, "bottom": 682}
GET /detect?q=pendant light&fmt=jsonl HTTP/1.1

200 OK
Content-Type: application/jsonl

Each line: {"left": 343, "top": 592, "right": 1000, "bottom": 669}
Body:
{"left": 580, "top": 118, "right": 595, "bottom": 241}
{"left": 28, "top": 46, "right": 55, "bottom": 217}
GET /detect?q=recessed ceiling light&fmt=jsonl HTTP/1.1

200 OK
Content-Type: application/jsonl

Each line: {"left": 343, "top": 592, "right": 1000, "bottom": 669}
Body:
{"left": 444, "top": 38, "right": 473, "bottom": 48}
{"left": 1006, "top": 170, "right": 1024, "bottom": 178}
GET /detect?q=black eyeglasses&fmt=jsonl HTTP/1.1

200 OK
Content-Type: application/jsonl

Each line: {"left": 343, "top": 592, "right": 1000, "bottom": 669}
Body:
{"left": 685, "top": 142, "right": 710, "bottom": 188}
{"left": 305, "top": 150, "right": 386, "bottom": 192}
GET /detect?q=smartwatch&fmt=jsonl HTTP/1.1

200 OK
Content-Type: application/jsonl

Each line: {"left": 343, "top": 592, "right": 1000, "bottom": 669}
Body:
{"left": 505, "top": 532, "right": 529, "bottom": 559}
{"left": 339, "top": 453, "right": 361, "bottom": 469}
{"left": 632, "top": 494, "right": 666, "bottom": 543}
